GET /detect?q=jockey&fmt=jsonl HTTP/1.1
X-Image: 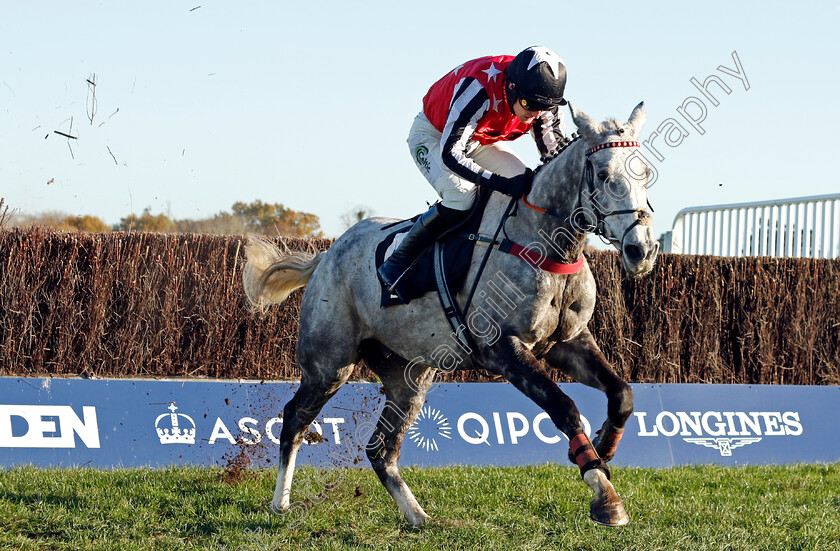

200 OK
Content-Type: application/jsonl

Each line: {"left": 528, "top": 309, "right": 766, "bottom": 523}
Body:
{"left": 378, "top": 46, "right": 570, "bottom": 299}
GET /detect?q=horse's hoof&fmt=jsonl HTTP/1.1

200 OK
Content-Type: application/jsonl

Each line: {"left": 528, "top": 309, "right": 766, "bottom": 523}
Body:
{"left": 269, "top": 500, "right": 289, "bottom": 514}
{"left": 404, "top": 510, "right": 431, "bottom": 527}
{"left": 589, "top": 495, "right": 629, "bottom": 527}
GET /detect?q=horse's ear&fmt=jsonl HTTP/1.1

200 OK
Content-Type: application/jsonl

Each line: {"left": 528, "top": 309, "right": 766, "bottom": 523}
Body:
{"left": 626, "top": 101, "right": 646, "bottom": 137}
{"left": 569, "top": 102, "right": 602, "bottom": 138}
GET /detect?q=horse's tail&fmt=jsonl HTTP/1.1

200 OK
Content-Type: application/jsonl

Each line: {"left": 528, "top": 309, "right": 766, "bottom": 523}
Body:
{"left": 242, "top": 235, "right": 325, "bottom": 309}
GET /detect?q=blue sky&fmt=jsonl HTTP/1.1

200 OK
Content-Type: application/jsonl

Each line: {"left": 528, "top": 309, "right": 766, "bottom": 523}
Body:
{"left": 2, "top": 1, "right": 838, "bottom": 239}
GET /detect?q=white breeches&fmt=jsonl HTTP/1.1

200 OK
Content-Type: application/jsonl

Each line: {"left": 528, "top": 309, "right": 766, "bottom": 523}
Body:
{"left": 406, "top": 112, "right": 528, "bottom": 211}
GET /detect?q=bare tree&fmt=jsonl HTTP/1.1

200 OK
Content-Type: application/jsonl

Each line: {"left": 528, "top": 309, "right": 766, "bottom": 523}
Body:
{"left": 340, "top": 205, "right": 375, "bottom": 230}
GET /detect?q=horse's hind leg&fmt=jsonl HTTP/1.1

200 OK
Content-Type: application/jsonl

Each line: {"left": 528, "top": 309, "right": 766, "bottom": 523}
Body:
{"left": 543, "top": 328, "right": 633, "bottom": 462}
{"left": 271, "top": 362, "right": 354, "bottom": 514}
{"left": 361, "top": 342, "right": 436, "bottom": 526}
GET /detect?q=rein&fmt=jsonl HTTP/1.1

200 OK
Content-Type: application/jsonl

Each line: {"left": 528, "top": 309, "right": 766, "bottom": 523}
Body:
{"left": 522, "top": 139, "right": 652, "bottom": 247}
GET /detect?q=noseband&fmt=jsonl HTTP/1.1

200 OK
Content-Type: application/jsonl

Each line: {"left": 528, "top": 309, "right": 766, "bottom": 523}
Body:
{"left": 522, "top": 140, "right": 653, "bottom": 247}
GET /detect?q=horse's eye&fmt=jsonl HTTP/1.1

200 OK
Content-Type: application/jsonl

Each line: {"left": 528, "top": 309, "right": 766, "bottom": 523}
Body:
{"left": 597, "top": 171, "right": 608, "bottom": 181}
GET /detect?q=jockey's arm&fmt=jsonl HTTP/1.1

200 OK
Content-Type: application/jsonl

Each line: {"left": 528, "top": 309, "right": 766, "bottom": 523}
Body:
{"left": 531, "top": 105, "right": 568, "bottom": 163}
{"left": 439, "top": 78, "right": 532, "bottom": 197}
{"left": 439, "top": 78, "right": 493, "bottom": 185}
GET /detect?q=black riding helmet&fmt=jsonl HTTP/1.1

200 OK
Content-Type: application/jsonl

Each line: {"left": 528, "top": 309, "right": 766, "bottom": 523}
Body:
{"left": 506, "top": 46, "right": 568, "bottom": 112}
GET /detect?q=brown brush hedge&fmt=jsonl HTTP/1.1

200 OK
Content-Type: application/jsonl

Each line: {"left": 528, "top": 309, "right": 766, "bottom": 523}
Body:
{"left": 1, "top": 227, "right": 838, "bottom": 384}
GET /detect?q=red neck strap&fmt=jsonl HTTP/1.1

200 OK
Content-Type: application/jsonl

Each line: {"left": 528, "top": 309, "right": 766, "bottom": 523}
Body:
{"left": 508, "top": 242, "right": 586, "bottom": 274}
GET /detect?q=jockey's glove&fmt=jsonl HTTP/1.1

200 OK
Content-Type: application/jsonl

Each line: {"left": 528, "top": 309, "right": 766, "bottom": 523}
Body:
{"left": 484, "top": 169, "right": 533, "bottom": 198}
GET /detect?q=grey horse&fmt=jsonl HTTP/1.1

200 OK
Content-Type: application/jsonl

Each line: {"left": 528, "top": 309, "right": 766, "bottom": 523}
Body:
{"left": 242, "top": 102, "right": 658, "bottom": 527}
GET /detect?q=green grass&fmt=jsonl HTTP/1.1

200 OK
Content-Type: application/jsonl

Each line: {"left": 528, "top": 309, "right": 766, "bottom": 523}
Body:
{"left": 0, "top": 464, "right": 838, "bottom": 550}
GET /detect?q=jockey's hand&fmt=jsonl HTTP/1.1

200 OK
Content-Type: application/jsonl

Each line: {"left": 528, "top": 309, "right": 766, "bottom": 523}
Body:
{"left": 485, "top": 169, "right": 533, "bottom": 198}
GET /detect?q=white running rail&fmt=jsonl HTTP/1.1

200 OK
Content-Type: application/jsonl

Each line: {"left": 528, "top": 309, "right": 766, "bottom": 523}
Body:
{"left": 668, "top": 193, "right": 840, "bottom": 258}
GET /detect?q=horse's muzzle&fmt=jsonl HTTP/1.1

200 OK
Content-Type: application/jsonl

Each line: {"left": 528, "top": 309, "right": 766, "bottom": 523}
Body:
{"left": 621, "top": 240, "right": 659, "bottom": 276}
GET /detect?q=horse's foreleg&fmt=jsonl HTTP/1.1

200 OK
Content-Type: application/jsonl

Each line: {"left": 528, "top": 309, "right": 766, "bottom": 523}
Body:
{"left": 364, "top": 351, "right": 436, "bottom": 526}
{"left": 271, "top": 365, "right": 354, "bottom": 515}
{"left": 583, "top": 464, "right": 630, "bottom": 526}
{"left": 543, "top": 328, "right": 633, "bottom": 462}
{"left": 486, "top": 335, "right": 628, "bottom": 526}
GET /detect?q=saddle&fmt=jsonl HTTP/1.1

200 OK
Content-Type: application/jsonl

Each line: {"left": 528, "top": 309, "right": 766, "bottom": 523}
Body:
{"left": 375, "top": 190, "right": 493, "bottom": 308}
{"left": 376, "top": 188, "right": 588, "bottom": 362}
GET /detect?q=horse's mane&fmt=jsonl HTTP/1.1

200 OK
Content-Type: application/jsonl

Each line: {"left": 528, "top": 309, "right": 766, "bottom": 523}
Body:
{"left": 526, "top": 131, "right": 588, "bottom": 260}
{"left": 554, "top": 132, "right": 583, "bottom": 159}
{"left": 534, "top": 132, "right": 583, "bottom": 177}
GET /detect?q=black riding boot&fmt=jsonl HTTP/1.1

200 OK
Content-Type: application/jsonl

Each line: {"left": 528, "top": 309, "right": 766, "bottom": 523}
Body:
{"left": 377, "top": 203, "right": 463, "bottom": 300}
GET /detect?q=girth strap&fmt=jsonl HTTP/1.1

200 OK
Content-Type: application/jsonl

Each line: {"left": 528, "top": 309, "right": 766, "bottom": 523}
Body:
{"left": 433, "top": 240, "right": 481, "bottom": 365}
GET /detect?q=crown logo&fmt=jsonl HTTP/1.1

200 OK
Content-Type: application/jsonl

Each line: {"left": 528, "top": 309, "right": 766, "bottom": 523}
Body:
{"left": 155, "top": 404, "right": 196, "bottom": 445}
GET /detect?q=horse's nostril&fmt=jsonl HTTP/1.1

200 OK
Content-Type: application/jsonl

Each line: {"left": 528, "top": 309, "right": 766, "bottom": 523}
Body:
{"left": 624, "top": 244, "right": 644, "bottom": 263}
{"left": 648, "top": 242, "right": 660, "bottom": 260}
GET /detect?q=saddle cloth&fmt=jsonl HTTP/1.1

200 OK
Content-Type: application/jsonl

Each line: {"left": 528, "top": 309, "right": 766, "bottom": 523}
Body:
{"left": 375, "top": 191, "right": 492, "bottom": 307}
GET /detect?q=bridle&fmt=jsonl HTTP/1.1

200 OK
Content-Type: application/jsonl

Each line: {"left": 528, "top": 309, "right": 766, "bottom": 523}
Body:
{"left": 522, "top": 139, "right": 653, "bottom": 248}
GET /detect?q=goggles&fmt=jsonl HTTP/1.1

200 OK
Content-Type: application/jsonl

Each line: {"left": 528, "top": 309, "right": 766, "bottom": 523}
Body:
{"left": 519, "top": 97, "right": 553, "bottom": 113}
